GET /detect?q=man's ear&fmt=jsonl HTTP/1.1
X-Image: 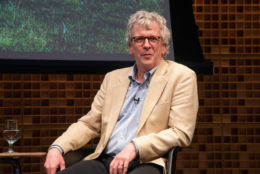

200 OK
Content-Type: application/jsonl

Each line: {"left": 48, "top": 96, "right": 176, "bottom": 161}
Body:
{"left": 161, "top": 43, "right": 167, "bottom": 56}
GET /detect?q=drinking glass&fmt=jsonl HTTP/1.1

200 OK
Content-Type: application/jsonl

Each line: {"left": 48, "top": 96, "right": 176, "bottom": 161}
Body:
{"left": 3, "top": 119, "right": 20, "bottom": 153}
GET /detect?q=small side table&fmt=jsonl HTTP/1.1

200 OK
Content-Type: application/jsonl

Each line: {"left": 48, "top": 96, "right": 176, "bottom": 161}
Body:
{"left": 0, "top": 152, "right": 46, "bottom": 174}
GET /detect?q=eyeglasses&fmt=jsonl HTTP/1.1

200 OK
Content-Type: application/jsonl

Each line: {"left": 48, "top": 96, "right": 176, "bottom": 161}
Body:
{"left": 131, "top": 36, "right": 161, "bottom": 45}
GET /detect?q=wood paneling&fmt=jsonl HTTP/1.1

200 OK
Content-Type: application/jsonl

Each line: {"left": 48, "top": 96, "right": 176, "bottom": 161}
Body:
{"left": 1, "top": 0, "right": 260, "bottom": 173}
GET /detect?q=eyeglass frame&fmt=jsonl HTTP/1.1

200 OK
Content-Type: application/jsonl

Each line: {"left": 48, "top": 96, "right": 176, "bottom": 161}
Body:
{"left": 131, "top": 35, "right": 161, "bottom": 45}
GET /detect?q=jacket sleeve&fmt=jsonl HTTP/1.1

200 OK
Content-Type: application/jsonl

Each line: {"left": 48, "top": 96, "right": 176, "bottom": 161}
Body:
{"left": 51, "top": 73, "right": 110, "bottom": 154}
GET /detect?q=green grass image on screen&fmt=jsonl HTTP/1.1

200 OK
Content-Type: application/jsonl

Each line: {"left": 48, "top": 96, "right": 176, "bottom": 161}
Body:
{"left": 0, "top": 0, "right": 165, "bottom": 55}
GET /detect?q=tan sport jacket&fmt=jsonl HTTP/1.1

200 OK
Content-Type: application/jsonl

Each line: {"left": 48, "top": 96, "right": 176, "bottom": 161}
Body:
{"left": 52, "top": 60, "right": 199, "bottom": 170}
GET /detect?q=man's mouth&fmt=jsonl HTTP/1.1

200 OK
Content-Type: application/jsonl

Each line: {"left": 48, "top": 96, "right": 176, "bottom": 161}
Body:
{"left": 142, "top": 53, "right": 152, "bottom": 57}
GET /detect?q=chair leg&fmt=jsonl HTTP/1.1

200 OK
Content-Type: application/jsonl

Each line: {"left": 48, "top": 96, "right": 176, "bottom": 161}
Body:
{"left": 166, "top": 147, "right": 181, "bottom": 174}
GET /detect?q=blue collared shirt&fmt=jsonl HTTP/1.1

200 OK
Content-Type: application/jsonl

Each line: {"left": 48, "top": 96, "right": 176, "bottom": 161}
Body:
{"left": 104, "top": 65, "right": 158, "bottom": 156}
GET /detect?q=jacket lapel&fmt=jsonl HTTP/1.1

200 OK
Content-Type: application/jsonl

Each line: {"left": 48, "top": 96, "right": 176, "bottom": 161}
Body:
{"left": 103, "top": 68, "right": 131, "bottom": 144}
{"left": 137, "top": 60, "right": 168, "bottom": 133}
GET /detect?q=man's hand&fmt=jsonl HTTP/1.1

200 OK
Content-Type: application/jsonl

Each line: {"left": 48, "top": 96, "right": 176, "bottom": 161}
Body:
{"left": 109, "top": 143, "right": 137, "bottom": 174}
{"left": 44, "top": 148, "right": 66, "bottom": 174}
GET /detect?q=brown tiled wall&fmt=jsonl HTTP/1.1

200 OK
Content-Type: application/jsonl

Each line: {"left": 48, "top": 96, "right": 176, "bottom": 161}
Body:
{"left": 194, "top": 0, "right": 260, "bottom": 54}
{"left": 182, "top": 54, "right": 260, "bottom": 174}
{"left": 1, "top": 0, "right": 260, "bottom": 174}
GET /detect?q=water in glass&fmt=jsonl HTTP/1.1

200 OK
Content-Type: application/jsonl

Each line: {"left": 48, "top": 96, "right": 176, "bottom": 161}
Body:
{"left": 3, "top": 119, "right": 20, "bottom": 153}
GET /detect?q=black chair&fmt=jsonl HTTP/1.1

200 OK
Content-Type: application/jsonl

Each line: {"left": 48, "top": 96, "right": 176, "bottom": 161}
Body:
{"left": 63, "top": 146, "right": 181, "bottom": 174}
{"left": 166, "top": 147, "right": 181, "bottom": 174}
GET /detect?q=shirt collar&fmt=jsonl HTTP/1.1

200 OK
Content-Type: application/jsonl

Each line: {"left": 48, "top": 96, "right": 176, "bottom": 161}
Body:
{"left": 128, "top": 64, "right": 159, "bottom": 83}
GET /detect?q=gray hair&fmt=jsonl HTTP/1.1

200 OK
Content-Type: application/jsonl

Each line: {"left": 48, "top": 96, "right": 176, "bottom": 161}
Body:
{"left": 125, "top": 10, "right": 171, "bottom": 57}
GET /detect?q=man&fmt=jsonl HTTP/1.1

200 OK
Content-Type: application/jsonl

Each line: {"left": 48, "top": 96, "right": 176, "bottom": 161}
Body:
{"left": 44, "top": 10, "right": 198, "bottom": 174}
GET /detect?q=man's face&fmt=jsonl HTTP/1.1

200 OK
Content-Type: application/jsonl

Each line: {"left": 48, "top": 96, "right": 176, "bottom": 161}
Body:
{"left": 128, "top": 22, "right": 167, "bottom": 72}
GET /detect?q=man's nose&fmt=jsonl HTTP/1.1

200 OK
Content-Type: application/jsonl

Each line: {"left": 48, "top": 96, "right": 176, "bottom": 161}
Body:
{"left": 143, "top": 38, "right": 151, "bottom": 48}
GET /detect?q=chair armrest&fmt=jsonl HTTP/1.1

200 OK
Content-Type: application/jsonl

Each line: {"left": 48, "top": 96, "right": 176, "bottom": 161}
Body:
{"left": 166, "top": 147, "right": 181, "bottom": 174}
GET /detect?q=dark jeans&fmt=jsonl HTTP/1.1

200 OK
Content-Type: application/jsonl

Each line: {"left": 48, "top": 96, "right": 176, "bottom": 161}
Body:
{"left": 57, "top": 153, "right": 163, "bottom": 174}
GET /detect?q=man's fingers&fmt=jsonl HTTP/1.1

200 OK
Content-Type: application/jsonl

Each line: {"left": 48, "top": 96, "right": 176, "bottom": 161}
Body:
{"left": 44, "top": 161, "right": 57, "bottom": 174}
{"left": 109, "top": 159, "right": 130, "bottom": 174}
{"left": 109, "top": 160, "right": 124, "bottom": 174}
{"left": 122, "top": 161, "right": 129, "bottom": 174}
{"left": 109, "top": 143, "right": 137, "bottom": 174}
{"left": 49, "top": 168, "right": 57, "bottom": 174}
{"left": 44, "top": 148, "right": 65, "bottom": 174}
{"left": 118, "top": 163, "right": 124, "bottom": 174}
{"left": 60, "top": 159, "right": 66, "bottom": 171}
{"left": 110, "top": 160, "right": 117, "bottom": 174}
